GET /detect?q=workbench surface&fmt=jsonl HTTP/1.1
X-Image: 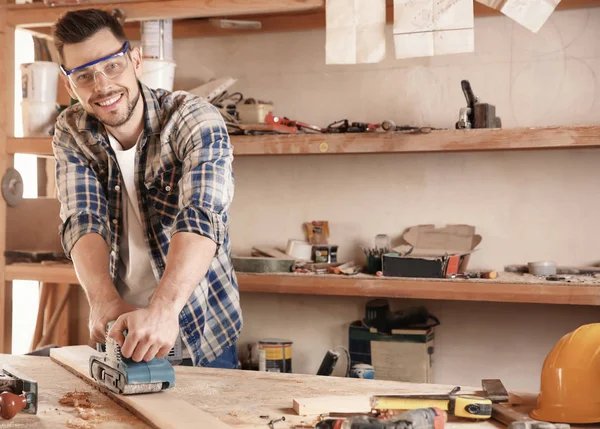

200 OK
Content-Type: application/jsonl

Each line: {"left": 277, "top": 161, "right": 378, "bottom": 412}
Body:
{"left": 0, "top": 352, "right": 508, "bottom": 429}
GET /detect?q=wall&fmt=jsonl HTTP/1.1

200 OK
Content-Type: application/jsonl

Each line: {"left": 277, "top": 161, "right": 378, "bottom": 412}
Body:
{"left": 165, "top": 8, "right": 600, "bottom": 392}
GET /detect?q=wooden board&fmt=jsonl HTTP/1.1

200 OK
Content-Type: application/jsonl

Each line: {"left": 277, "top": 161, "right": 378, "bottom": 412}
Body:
{"left": 0, "top": 353, "right": 148, "bottom": 428}
{"left": 6, "top": 263, "right": 600, "bottom": 306}
{"left": 1, "top": 349, "right": 531, "bottom": 429}
{"left": 6, "top": 0, "right": 324, "bottom": 27}
{"left": 7, "top": 126, "right": 600, "bottom": 158}
{"left": 49, "top": 346, "right": 231, "bottom": 429}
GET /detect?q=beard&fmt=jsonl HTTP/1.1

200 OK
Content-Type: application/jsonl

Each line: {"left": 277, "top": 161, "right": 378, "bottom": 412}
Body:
{"left": 88, "top": 85, "right": 141, "bottom": 127}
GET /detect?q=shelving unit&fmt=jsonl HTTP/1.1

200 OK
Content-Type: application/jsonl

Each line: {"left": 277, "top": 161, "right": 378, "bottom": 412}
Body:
{"left": 7, "top": 125, "right": 600, "bottom": 157}
{"left": 7, "top": 262, "right": 600, "bottom": 306}
{"left": 2, "top": 0, "right": 600, "bottom": 354}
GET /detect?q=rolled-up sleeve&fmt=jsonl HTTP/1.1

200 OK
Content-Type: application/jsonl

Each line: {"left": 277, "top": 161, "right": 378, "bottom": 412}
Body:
{"left": 171, "top": 99, "right": 233, "bottom": 247}
{"left": 52, "top": 121, "right": 111, "bottom": 258}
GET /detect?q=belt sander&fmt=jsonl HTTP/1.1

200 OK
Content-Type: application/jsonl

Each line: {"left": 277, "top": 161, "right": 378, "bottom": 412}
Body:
{"left": 89, "top": 321, "right": 182, "bottom": 395}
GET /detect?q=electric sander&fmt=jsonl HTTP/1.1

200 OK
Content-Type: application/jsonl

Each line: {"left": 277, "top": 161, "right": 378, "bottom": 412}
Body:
{"left": 89, "top": 321, "right": 182, "bottom": 395}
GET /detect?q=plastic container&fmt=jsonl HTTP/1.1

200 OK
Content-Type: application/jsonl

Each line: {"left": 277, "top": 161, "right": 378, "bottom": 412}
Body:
{"left": 20, "top": 61, "right": 59, "bottom": 102}
{"left": 21, "top": 100, "right": 59, "bottom": 137}
{"left": 140, "top": 59, "right": 176, "bottom": 91}
{"left": 528, "top": 261, "right": 557, "bottom": 276}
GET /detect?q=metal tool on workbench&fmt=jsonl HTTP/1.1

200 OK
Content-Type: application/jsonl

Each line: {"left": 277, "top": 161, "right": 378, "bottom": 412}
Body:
{"left": 371, "top": 386, "right": 492, "bottom": 420}
{"left": 316, "top": 407, "right": 447, "bottom": 429}
{"left": 455, "top": 80, "right": 501, "bottom": 129}
{"left": 89, "top": 321, "right": 180, "bottom": 395}
{"left": 0, "top": 365, "right": 38, "bottom": 420}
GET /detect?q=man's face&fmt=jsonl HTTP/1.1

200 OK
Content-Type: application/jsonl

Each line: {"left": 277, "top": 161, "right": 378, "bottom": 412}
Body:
{"left": 62, "top": 28, "right": 143, "bottom": 128}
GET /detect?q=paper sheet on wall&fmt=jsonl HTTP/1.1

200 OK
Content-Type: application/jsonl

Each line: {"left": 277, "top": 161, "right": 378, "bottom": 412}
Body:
{"left": 393, "top": 0, "right": 474, "bottom": 59}
{"left": 475, "top": 0, "right": 561, "bottom": 33}
{"left": 326, "top": 0, "right": 386, "bottom": 64}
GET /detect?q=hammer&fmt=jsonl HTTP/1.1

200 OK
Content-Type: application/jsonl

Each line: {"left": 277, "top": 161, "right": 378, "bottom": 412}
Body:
{"left": 492, "top": 403, "right": 570, "bottom": 429}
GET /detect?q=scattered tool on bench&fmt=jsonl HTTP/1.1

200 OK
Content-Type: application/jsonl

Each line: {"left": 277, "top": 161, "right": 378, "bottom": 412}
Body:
{"left": 447, "top": 271, "right": 497, "bottom": 279}
{"left": 316, "top": 407, "right": 447, "bottom": 429}
{"left": 327, "top": 119, "right": 379, "bottom": 133}
{"left": 455, "top": 80, "right": 501, "bottom": 129}
{"left": 0, "top": 365, "right": 38, "bottom": 420}
{"left": 89, "top": 321, "right": 179, "bottom": 395}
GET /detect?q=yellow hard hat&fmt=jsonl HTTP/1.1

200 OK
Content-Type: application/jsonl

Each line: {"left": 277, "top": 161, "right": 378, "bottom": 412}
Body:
{"left": 531, "top": 323, "right": 600, "bottom": 423}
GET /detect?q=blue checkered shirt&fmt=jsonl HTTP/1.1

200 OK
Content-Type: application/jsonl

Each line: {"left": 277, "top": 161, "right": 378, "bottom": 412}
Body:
{"left": 52, "top": 83, "right": 242, "bottom": 366}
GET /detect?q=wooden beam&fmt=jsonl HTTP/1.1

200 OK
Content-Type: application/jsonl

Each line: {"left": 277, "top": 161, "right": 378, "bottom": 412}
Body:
{"left": 50, "top": 346, "right": 233, "bottom": 429}
{"left": 7, "top": 126, "right": 600, "bottom": 158}
{"left": 7, "top": 0, "right": 324, "bottom": 28}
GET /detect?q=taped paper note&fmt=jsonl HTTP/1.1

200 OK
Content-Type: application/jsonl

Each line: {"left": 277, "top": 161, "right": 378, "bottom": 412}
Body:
{"left": 475, "top": 0, "right": 561, "bottom": 33}
{"left": 326, "top": 0, "right": 386, "bottom": 64}
{"left": 393, "top": 0, "right": 474, "bottom": 59}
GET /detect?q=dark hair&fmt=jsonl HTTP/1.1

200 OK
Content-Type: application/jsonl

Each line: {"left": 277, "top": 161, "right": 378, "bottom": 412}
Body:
{"left": 53, "top": 9, "right": 127, "bottom": 64}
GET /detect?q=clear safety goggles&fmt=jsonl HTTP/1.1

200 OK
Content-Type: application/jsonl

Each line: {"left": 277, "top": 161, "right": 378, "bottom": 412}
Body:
{"left": 60, "top": 41, "right": 130, "bottom": 89}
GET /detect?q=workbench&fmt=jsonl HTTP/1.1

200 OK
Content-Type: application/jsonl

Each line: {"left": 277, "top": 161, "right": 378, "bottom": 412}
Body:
{"left": 0, "top": 348, "right": 514, "bottom": 429}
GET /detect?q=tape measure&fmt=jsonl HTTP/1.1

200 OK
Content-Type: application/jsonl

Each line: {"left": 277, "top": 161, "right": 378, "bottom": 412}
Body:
{"left": 371, "top": 394, "right": 492, "bottom": 419}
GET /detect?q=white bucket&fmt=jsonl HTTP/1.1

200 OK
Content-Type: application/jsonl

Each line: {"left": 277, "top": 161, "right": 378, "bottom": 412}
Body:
{"left": 21, "top": 100, "right": 59, "bottom": 137}
{"left": 20, "top": 61, "right": 59, "bottom": 102}
{"left": 140, "top": 59, "right": 176, "bottom": 91}
{"left": 141, "top": 19, "right": 173, "bottom": 61}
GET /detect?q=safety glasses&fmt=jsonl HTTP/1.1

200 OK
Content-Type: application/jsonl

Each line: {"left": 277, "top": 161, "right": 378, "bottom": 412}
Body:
{"left": 60, "top": 41, "right": 130, "bottom": 89}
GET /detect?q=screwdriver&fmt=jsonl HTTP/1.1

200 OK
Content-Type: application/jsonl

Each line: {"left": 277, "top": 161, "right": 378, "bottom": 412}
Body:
{"left": 315, "top": 407, "right": 447, "bottom": 429}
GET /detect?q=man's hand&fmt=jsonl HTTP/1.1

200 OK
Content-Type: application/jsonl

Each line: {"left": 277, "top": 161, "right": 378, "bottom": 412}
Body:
{"left": 89, "top": 295, "right": 137, "bottom": 344}
{"left": 107, "top": 302, "right": 180, "bottom": 362}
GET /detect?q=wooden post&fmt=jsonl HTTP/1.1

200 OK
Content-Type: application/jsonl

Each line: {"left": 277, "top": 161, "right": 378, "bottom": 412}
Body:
{"left": 0, "top": 8, "right": 16, "bottom": 354}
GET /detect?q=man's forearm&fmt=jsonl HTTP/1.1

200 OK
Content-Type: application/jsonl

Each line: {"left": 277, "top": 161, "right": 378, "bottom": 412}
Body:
{"left": 149, "top": 232, "right": 217, "bottom": 313}
{"left": 71, "top": 233, "right": 120, "bottom": 305}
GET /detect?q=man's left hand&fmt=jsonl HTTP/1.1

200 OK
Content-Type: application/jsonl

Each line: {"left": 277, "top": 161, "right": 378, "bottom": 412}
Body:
{"left": 108, "top": 305, "right": 179, "bottom": 362}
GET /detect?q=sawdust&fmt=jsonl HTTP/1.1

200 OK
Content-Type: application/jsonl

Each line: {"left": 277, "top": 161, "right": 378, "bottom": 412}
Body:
{"left": 76, "top": 407, "right": 98, "bottom": 420}
{"left": 66, "top": 418, "right": 94, "bottom": 429}
{"left": 60, "top": 391, "right": 92, "bottom": 408}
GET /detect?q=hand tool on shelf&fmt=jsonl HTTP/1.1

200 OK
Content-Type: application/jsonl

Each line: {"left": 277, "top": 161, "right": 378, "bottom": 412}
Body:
{"left": 492, "top": 403, "right": 570, "bottom": 429}
{"left": 447, "top": 271, "right": 497, "bottom": 279}
{"left": 316, "top": 407, "right": 447, "bottom": 429}
{"left": 455, "top": 80, "right": 501, "bottom": 129}
{"left": 381, "top": 120, "right": 442, "bottom": 134}
{"left": 265, "top": 112, "right": 324, "bottom": 133}
{"left": 370, "top": 386, "right": 492, "bottom": 420}
{"left": 326, "top": 119, "right": 379, "bottom": 133}
{"left": 0, "top": 365, "right": 38, "bottom": 420}
{"left": 90, "top": 321, "right": 180, "bottom": 395}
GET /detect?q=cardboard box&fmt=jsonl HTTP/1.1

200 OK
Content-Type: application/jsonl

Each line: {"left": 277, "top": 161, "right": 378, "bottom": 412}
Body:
{"left": 382, "top": 224, "right": 481, "bottom": 278}
{"left": 348, "top": 321, "right": 434, "bottom": 383}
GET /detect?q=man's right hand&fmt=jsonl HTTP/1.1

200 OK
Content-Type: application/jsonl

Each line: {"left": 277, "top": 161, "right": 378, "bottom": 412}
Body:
{"left": 89, "top": 295, "right": 137, "bottom": 345}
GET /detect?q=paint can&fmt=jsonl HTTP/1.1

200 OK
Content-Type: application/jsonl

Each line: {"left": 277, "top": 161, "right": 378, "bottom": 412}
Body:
{"left": 258, "top": 338, "right": 292, "bottom": 373}
{"left": 350, "top": 363, "right": 375, "bottom": 379}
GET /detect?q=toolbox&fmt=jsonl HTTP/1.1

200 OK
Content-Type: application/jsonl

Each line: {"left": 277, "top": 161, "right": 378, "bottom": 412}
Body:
{"left": 382, "top": 224, "right": 481, "bottom": 278}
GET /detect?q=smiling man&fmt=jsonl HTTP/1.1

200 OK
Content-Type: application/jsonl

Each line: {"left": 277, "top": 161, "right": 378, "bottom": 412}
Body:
{"left": 51, "top": 9, "right": 242, "bottom": 368}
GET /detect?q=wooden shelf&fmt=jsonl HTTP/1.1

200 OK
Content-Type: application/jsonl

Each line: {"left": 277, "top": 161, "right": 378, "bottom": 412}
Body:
{"left": 6, "top": 263, "right": 600, "bottom": 306}
{"left": 7, "top": 125, "right": 600, "bottom": 157}
{"left": 5, "top": 0, "right": 324, "bottom": 28}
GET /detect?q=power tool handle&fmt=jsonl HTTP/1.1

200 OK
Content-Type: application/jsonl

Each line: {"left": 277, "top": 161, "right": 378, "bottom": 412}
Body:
{"left": 0, "top": 391, "right": 27, "bottom": 420}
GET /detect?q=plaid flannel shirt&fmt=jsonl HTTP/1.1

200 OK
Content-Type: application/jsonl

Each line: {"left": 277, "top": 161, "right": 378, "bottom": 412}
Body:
{"left": 52, "top": 82, "right": 242, "bottom": 366}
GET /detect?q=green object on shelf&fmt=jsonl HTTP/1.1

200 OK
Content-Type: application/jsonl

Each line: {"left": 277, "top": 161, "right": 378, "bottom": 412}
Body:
{"left": 366, "top": 255, "right": 382, "bottom": 275}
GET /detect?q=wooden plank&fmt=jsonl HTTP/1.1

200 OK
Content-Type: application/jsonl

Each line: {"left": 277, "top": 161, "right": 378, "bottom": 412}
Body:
{"left": 7, "top": 125, "right": 600, "bottom": 157}
{"left": 293, "top": 395, "right": 372, "bottom": 415}
{"left": 0, "top": 353, "right": 149, "bottom": 428}
{"left": 7, "top": 0, "right": 324, "bottom": 27}
{"left": 16, "top": 0, "right": 600, "bottom": 39}
{"left": 0, "top": 12, "right": 16, "bottom": 355}
{"left": 6, "top": 263, "right": 600, "bottom": 306}
{"left": 50, "top": 346, "right": 232, "bottom": 429}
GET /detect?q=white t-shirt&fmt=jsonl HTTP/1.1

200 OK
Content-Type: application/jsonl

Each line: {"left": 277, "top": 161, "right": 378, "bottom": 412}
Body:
{"left": 107, "top": 132, "right": 158, "bottom": 308}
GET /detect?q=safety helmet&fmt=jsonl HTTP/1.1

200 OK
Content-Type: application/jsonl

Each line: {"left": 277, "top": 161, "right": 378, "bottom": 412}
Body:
{"left": 531, "top": 323, "right": 600, "bottom": 423}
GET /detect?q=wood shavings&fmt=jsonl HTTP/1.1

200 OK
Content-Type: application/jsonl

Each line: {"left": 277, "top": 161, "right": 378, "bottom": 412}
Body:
{"left": 60, "top": 391, "right": 92, "bottom": 408}
{"left": 76, "top": 407, "right": 98, "bottom": 420}
{"left": 66, "top": 418, "right": 94, "bottom": 429}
